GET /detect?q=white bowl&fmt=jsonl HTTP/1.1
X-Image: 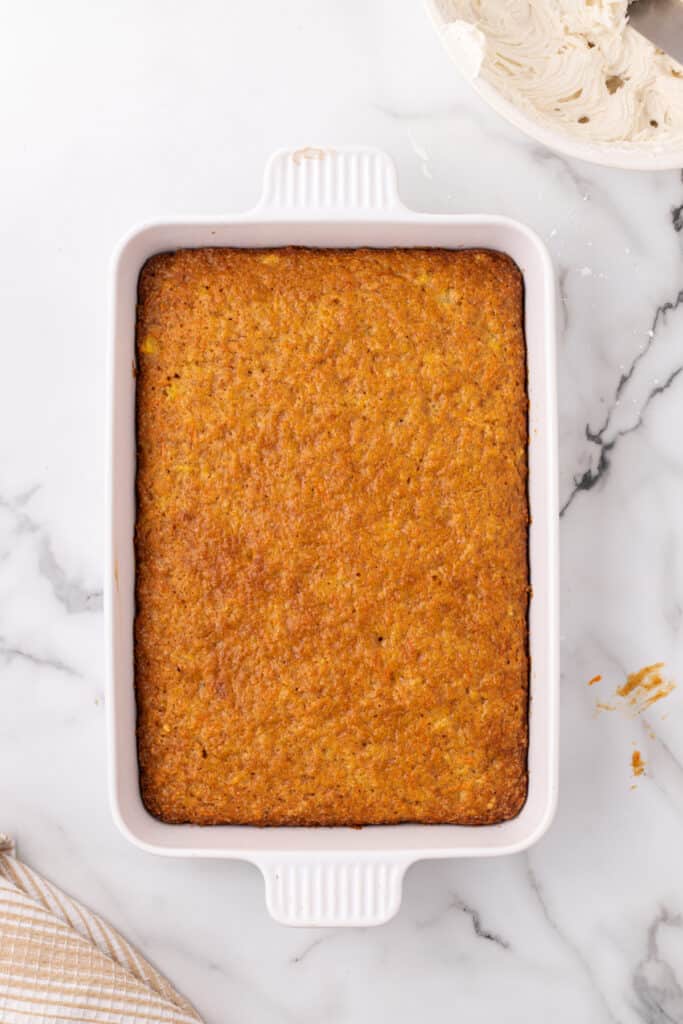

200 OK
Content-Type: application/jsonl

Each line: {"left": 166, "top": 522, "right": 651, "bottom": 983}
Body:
{"left": 425, "top": 0, "right": 683, "bottom": 171}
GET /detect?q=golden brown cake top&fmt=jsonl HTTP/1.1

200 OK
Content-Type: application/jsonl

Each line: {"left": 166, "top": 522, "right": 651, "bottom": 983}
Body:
{"left": 135, "top": 247, "right": 529, "bottom": 826}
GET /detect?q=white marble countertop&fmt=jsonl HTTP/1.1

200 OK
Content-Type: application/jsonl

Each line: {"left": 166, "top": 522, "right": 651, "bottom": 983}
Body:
{"left": 2, "top": 1, "right": 683, "bottom": 1021}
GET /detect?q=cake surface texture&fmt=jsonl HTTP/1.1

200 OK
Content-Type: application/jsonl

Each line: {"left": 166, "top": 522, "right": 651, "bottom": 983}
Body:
{"left": 135, "top": 246, "right": 529, "bottom": 826}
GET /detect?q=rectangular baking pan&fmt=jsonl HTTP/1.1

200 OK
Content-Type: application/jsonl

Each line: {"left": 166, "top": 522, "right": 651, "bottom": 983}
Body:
{"left": 106, "top": 146, "right": 559, "bottom": 927}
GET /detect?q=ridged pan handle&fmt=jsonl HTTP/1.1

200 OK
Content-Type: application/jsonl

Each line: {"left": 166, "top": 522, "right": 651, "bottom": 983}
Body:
{"left": 257, "top": 146, "right": 402, "bottom": 216}
{"left": 257, "top": 856, "right": 410, "bottom": 927}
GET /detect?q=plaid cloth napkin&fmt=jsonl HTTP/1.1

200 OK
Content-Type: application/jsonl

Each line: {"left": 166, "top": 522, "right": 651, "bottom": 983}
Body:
{"left": 0, "top": 834, "right": 204, "bottom": 1024}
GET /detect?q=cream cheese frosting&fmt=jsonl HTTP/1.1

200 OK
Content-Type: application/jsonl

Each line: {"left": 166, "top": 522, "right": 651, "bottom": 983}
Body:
{"left": 438, "top": 0, "right": 683, "bottom": 148}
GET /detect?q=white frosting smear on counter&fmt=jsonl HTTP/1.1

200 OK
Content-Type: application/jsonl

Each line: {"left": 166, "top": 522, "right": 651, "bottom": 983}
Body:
{"left": 438, "top": 0, "right": 683, "bottom": 148}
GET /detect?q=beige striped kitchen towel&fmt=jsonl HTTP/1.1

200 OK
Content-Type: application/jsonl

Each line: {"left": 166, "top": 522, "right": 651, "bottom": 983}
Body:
{"left": 0, "top": 834, "right": 204, "bottom": 1024}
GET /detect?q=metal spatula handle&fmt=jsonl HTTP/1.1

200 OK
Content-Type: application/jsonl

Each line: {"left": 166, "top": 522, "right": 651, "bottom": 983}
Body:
{"left": 629, "top": 0, "right": 683, "bottom": 64}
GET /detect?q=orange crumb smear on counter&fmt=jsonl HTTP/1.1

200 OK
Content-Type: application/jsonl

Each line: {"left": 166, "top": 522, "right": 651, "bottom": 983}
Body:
{"left": 618, "top": 663, "right": 675, "bottom": 713}
{"left": 134, "top": 247, "right": 529, "bottom": 827}
{"left": 596, "top": 663, "right": 675, "bottom": 717}
{"left": 631, "top": 750, "right": 646, "bottom": 777}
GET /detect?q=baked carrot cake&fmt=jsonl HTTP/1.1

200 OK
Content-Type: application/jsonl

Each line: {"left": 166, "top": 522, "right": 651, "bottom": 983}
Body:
{"left": 135, "top": 247, "right": 529, "bottom": 826}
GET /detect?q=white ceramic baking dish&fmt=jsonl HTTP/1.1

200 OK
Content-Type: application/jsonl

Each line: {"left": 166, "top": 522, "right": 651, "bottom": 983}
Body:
{"left": 106, "top": 146, "right": 559, "bottom": 928}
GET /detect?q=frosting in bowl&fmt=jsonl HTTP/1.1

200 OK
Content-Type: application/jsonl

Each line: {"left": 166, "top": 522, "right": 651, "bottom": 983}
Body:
{"left": 437, "top": 0, "right": 683, "bottom": 149}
